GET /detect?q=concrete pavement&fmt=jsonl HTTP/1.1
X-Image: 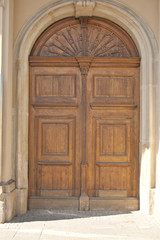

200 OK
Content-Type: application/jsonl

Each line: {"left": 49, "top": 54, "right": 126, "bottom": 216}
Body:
{"left": 0, "top": 210, "right": 160, "bottom": 239}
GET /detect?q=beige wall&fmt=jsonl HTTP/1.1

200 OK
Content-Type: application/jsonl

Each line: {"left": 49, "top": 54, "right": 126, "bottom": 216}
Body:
{"left": 120, "top": 0, "right": 159, "bottom": 44}
{"left": 14, "top": 0, "right": 159, "bottom": 45}
{"left": 14, "top": 0, "right": 52, "bottom": 41}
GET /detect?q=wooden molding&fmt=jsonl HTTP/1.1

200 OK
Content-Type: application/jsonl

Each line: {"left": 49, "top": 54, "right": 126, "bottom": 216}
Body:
{"left": 38, "top": 161, "right": 72, "bottom": 165}
{"left": 29, "top": 57, "right": 140, "bottom": 68}
{"left": 96, "top": 162, "right": 130, "bottom": 167}
{"left": 90, "top": 103, "right": 137, "bottom": 110}
{"left": 32, "top": 103, "right": 79, "bottom": 109}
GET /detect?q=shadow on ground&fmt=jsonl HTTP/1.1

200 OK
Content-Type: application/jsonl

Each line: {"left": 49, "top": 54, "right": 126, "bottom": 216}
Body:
{"left": 10, "top": 210, "right": 131, "bottom": 223}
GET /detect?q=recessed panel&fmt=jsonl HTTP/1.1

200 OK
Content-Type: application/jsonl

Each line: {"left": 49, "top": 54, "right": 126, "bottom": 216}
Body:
{"left": 41, "top": 165, "right": 71, "bottom": 190}
{"left": 94, "top": 76, "right": 134, "bottom": 98}
{"left": 96, "top": 118, "right": 131, "bottom": 162}
{"left": 37, "top": 117, "right": 75, "bottom": 163}
{"left": 99, "top": 166, "right": 130, "bottom": 190}
{"left": 36, "top": 75, "right": 76, "bottom": 97}
{"left": 100, "top": 124, "right": 126, "bottom": 156}
{"left": 43, "top": 123, "right": 69, "bottom": 155}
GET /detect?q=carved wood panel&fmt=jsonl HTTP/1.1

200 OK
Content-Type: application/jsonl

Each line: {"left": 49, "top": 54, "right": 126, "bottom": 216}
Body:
{"left": 94, "top": 76, "right": 134, "bottom": 98}
{"left": 36, "top": 75, "right": 76, "bottom": 97}
{"left": 96, "top": 118, "right": 130, "bottom": 162}
{"left": 31, "top": 17, "right": 139, "bottom": 58}
{"left": 37, "top": 117, "right": 74, "bottom": 163}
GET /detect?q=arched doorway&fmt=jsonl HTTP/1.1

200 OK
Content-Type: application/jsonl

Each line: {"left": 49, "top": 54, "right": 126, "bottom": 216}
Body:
{"left": 29, "top": 17, "right": 140, "bottom": 210}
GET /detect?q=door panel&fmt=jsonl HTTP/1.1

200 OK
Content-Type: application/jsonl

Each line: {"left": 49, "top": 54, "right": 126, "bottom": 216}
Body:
{"left": 93, "top": 75, "right": 134, "bottom": 99}
{"left": 95, "top": 118, "right": 131, "bottom": 163}
{"left": 29, "top": 66, "right": 82, "bottom": 197}
{"left": 30, "top": 67, "right": 80, "bottom": 105}
{"left": 90, "top": 67, "right": 139, "bottom": 105}
{"left": 37, "top": 117, "right": 74, "bottom": 163}
{"left": 86, "top": 67, "right": 139, "bottom": 198}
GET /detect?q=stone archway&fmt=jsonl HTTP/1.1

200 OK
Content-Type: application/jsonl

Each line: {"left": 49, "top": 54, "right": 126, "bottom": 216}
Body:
{"left": 13, "top": 0, "right": 158, "bottom": 215}
{"left": 28, "top": 16, "right": 140, "bottom": 210}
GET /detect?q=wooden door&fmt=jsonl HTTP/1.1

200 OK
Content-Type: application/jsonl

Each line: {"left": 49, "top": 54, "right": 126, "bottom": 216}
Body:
{"left": 29, "top": 17, "right": 140, "bottom": 209}
{"left": 86, "top": 63, "right": 139, "bottom": 198}
{"left": 29, "top": 63, "right": 82, "bottom": 197}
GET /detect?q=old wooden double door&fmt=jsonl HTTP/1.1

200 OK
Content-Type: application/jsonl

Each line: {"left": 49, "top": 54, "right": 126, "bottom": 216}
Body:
{"left": 29, "top": 17, "right": 140, "bottom": 208}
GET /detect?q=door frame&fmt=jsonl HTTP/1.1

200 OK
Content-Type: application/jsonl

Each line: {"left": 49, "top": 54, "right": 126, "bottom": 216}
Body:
{"left": 13, "top": 0, "right": 158, "bottom": 214}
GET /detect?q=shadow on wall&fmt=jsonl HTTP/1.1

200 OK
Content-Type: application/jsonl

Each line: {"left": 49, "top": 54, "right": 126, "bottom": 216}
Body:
{"left": 10, "top": 210, "right": 131, "bottom": 223}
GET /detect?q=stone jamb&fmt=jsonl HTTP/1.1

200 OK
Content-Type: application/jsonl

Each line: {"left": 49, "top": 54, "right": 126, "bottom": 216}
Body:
{"left": 0, "top": 1, "right": 4, "bottom": 224}
{"left": 0, "top": 0, "right": 3, "bottom": 184}
{"left": 154, "top": 0, "right": 160, "bottom": 214}
{"left": 12, "top": 0, "right": 159, "bottom": 219}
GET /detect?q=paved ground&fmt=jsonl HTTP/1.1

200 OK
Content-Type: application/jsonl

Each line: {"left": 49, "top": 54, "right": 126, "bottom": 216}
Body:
{"left": 0, "top": 210, "right": 160, "bottom": 240}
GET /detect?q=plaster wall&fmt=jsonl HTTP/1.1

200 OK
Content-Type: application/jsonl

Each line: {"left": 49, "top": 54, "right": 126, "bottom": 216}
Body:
{"left": 14, "top": 0, "right": 159, "bottom": 45}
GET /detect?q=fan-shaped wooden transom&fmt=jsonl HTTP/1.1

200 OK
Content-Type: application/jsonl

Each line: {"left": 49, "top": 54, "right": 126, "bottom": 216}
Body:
{"left": 31, "top": 17, "right": 139, "bottom": 58}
